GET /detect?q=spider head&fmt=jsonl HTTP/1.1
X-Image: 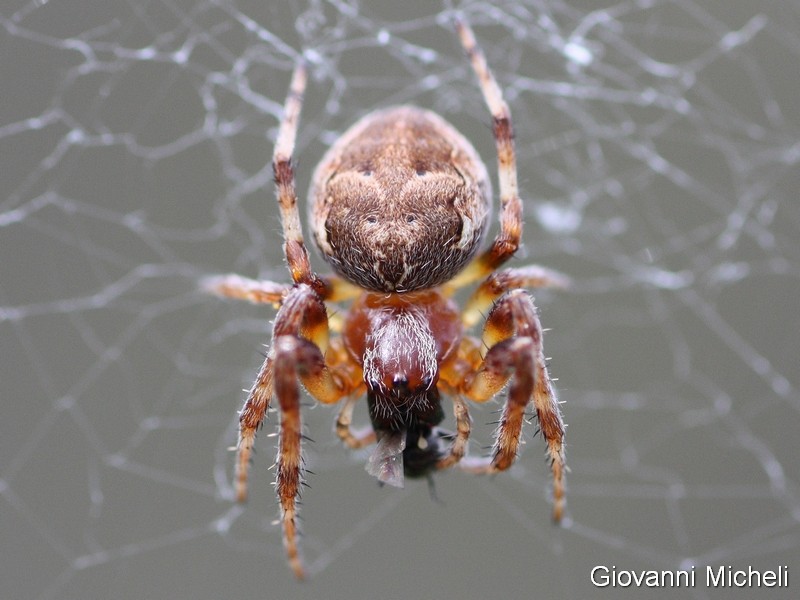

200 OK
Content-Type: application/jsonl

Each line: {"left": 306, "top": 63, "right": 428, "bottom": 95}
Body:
{"left": 361, "top": 306, "right": 440, "bottom": 420}
{"left": 363, "top": 356, "right": 438, "bottom": 403}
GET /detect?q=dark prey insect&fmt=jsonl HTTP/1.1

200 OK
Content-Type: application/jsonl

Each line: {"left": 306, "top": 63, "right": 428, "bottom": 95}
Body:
{"left": 206, "top": 18, "right": 568, "bottom": 579}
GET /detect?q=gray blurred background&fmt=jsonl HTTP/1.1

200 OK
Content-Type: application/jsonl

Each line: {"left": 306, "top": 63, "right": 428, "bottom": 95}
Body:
{"left": 1, "top": 1, "right": 798, "bottom": 599}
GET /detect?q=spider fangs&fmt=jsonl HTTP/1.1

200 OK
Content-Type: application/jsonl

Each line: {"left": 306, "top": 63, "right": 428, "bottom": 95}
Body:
{"left": 206, "top": 18, "right": 569, "bottom": 579}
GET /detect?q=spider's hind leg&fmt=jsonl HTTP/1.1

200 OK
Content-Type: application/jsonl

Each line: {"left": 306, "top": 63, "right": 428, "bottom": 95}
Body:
{"left": 270, "top": 60, "right": 333, "bottom": 300}
{"left": 443, "top": 19, "right": 522, "bottom": 295}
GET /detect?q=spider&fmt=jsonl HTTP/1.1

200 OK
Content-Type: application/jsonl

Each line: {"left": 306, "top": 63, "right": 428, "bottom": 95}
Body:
{"left": 206, "top": 18, "right": 568, "bottom": 579}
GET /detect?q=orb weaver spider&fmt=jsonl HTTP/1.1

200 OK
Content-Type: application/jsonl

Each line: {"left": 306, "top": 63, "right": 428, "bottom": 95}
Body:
{"left": 206, "top": 18, "right": 568, "bottom": 579}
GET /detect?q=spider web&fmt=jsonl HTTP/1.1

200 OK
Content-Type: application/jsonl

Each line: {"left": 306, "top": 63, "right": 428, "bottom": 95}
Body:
{"left": 2, "top": 0, "right": 799, "bottom": 598}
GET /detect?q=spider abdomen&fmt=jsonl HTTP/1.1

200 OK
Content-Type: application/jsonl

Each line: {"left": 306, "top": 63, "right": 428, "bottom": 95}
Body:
{"left": 309, "top": 106, "right": 492, "bottom": 292}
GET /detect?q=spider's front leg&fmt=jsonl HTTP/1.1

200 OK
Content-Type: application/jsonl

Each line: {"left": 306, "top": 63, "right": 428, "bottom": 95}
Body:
{"left": 236, "top": 283, "right": 351, "bottom": 579}
{"left": 460, "top": 290, "right": 566, "bottom": 521}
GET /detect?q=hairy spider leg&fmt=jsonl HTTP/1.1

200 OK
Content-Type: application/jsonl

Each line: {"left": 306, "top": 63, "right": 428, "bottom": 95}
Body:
{"left": 457, "top": 290, "right": 566, "bottom": 521}
{"left": 203, "top": 273, "right": 362, "bottom": 307}
{"left": 202, "top": 274, "right": 292, "bottom": 308}
{"left": 461, "top": 265, "right": 571, "bottom": 328}
{"left": 237, "top": 284, "right": 355, "bottom": 579}
{"left": 272, "top": 62, "right": 328, "bottom": 297}
{"left": 445, "top": 18, "right": 523, "bottom": 293}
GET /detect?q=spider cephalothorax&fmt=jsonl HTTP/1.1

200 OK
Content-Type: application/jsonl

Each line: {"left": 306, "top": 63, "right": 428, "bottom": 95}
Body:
{"left": 347, "top": 291, "right": 459, "bottom": 485}
{"left": 206, "top": 18, "right": 568, "bottom": 579}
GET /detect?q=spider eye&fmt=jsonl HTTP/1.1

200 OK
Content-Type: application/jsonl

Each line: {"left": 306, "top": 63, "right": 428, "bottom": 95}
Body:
{"left": 392, "top": 375, "right": 409, "bottom": 390}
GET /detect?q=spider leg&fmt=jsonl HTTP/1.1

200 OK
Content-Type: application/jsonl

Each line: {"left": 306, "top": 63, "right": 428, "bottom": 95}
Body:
{"left": 203, "top": 274, "right": 291, "bottom": 307}
{"left": 335, "top": 395, "right": 377, "bottom": 449}
{"left": 235, "top": 284, "right": 352, "bottom": 579}
{"left": 236, "top": 285, "right": 341, "bottom": 502}
{"left": 445, "top": 19, "right": 522, "bottom": 293}
{"left": 460, "top": 290, "right": 566, "bottom": 521}
{"left": 203, "top": 273, "right": 361, "bottom": 307}
{"left": 236, "top": 348, "right": 274, "bottom": 504}
{"left": 271, "top": 334, "right": 325, "bottom": 580}
{"left": 461, "top": 265, "right": 571, "bottom": 328}
{"left": 272, "top": 61, "right": 327, "bottom": 296}
{"left": 434, "top": 395, "right": 471, "bottom": 470}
